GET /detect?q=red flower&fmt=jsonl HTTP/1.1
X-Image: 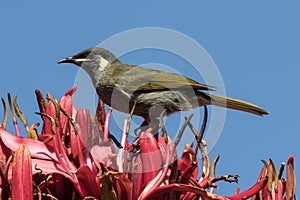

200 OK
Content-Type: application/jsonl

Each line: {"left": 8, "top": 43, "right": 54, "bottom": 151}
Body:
{"left": 0, "top": 86, "right": 296, "bottom": 199}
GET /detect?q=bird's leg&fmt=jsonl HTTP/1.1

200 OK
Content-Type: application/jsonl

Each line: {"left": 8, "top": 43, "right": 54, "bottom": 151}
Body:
{"left": 126, "top": 101, "right": 137, "bottom": 135}
{"left": 133, "top": 117, "right": 150, "bottom": 136}
{"left": 134, "top": 116, "right": 159, "bottom": 140}
{"left": 159, "top": 110, "right": 168, "bottom": 143}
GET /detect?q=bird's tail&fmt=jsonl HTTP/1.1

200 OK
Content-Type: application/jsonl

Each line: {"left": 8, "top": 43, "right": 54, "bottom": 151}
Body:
{"left": 205, "top": 94, "right": 269, "bottom": 116}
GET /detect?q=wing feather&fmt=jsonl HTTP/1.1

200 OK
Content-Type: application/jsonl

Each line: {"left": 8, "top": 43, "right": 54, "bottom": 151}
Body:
{"left": 108, "top": 64, "right": 215, "bottom": 93}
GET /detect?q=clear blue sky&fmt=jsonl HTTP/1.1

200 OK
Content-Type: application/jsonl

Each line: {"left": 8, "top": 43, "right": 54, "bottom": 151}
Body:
{"left": 0, "top": 1, "right": 299, "bottom": 196}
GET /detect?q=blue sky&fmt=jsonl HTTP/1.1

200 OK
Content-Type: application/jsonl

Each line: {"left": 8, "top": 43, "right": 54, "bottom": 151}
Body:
{"left": 0, "top": 1, "right": 299, "bottom": 197}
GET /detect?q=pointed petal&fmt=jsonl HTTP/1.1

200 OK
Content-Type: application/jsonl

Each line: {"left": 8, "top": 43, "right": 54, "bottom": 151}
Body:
{"left": 95, "top": 98, "right": 106, "bottom": 131}
{"left": 112, "top": 173, "right": 133, "bottom": 200}
{"left": 286, "top": 155, "right": 296, "bottom": 199}
{"left": 226, "top": 178, "right": 268, "bottom": 200}
{"left": 58, "top": 94, "right": 73, "bottom": 131}
{"left": 140, "top": 183, "right": 216, "bottom": 200}
{"left": 178, "top": 145, "right": 198, "bottom": 178}
{"left": 75, "top": 108, "right": 94, "bottom": 150}
{"left": 64, "top": 85, "right": 77, "bottom": 96}
{"left": 128, "top": 154, "right": 144, "bottom": 199}
{"left": 139, "top": 131, "right": 163, "bottom": 187}
{"left": 90, "top": 142, "right": 117, "bottom": 168}
{"left": 77, "top": 166, "right": 101, "bottom": 198}
{"left": 157, "top": 134, "right": 176, "bottom": 164}
{"left": 0, "top": 128, "right": 59, "bottom": 162}
{"left": 12, "top": 145, "right": 33, "bottom": 200}
{"left": 43, "top": 95, "right": 57, "bottom": 134}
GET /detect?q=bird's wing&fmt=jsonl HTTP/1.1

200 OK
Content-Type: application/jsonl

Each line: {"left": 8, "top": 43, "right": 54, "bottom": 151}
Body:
{"left": 110, "top": 64, "right": 215, "bottom": 93}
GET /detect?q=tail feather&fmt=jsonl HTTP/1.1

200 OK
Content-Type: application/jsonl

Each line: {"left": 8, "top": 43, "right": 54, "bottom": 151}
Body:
{"left": 206, "top": 94, "right": 269, "bottom": 116}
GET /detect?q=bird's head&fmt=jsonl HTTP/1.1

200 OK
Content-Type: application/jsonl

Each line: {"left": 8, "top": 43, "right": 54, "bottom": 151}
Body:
{"left": 58, "top": 47, "right": 120, "bottom": 71}
{"left": 58, "top": 47, "right": 120, "bottom": 85}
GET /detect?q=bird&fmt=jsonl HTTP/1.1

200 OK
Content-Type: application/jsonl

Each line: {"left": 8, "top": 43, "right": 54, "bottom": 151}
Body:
{"left": 58, "top": 47, "right": 269, "bottom": 127}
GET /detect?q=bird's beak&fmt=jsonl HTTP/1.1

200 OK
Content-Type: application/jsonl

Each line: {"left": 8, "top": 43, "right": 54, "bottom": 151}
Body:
{"left": 57, "top": 57, "right": 75, "bottom": 64}
{"left": 57, "top": 57, "right": 92, "bottom": 65}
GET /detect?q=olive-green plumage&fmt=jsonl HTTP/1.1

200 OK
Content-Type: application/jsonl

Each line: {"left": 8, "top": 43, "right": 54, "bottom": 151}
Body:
{"left": 58, "top": 47, "right": 269, "bottom": 122}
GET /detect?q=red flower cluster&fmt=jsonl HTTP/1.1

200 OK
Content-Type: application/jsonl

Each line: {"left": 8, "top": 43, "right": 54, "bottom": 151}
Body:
{"left": 0, "top": 86, "right": 296, "bottom": 199}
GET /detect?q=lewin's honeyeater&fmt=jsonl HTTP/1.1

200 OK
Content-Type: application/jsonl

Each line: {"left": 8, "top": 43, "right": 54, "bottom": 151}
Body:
{"left": 58, "top": 47, "right": 268, "bottom": 126}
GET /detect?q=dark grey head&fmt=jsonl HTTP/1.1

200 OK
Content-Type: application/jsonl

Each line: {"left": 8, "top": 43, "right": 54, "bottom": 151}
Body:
{"left": 58, "top": 47, "right": 120, "bottom": 67}
{"left": 58, "top": 47, "right": 120, "bottom": 85}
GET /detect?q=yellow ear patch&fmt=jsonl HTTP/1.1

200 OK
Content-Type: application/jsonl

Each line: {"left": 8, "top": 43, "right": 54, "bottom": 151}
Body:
{"left": 99, "top": 57, "right": 109, "bottom": 70}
